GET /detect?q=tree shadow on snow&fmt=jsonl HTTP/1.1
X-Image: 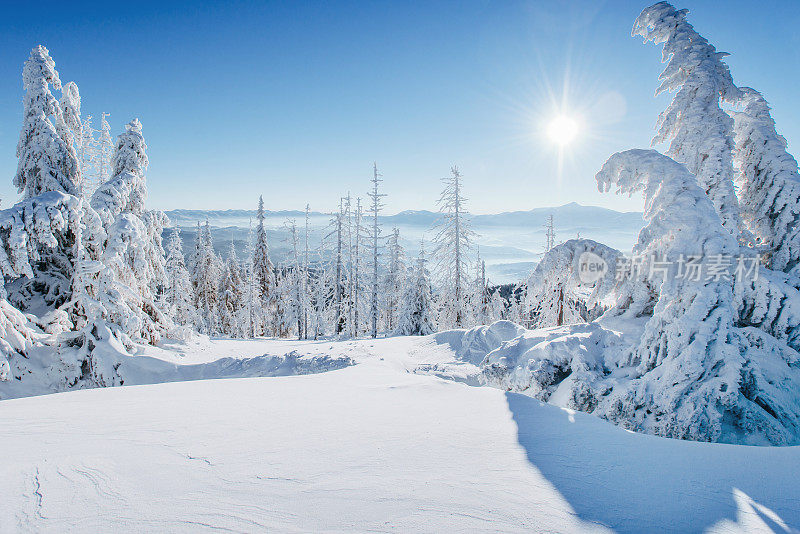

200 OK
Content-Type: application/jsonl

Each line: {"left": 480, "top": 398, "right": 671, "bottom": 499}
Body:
{"left": 504, "top": 392, "right": 800, "bottom": 533}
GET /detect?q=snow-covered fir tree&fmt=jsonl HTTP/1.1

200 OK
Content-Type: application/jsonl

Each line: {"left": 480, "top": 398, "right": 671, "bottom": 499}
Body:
{"left": 218, "top": 243, "right": 245, "bottom": 337}
{"left": 284, "top": 220, "right": 306, "bottom": 339}
{"left": 432, "top": 166, "right": 475, "bottom": 328}
{"left": 58, "top": 81, "right": 83, "bottom": 191}
{"left": 240, "top": 220, "right": 258, "bottom": 338}
{"left": 252, "top": 196, "right": 275, "bottom": 335}
{"left": 309, "top": 248, "right": 330, "bottom": 340}
{"left": 192, "top": 221, "right": 223, "bottom": 334}
{"left": 165, "top": 227, "right": 195, "bottom": 328}
{"left": 732, "top": 87, "right": 800, "bottom": 276}
{"left": 633, "top": 2, "right": 747, "bottom": 241}
{"left": 15, "top": 45, "right": 80, "bottom": 199}
{"left": 327, "top": 200, "right": 349, "bottom": 336}
{"left": 472, "top": 255, "right": 489, "bottom": 326}
{"left": 395, "top": 243, "right": 436, "bottom": 336}
{"left": 90, "top": 118, "right": 171, "bottom": 343}
{"left": 488, "top": 289, "right": 507, "bottom": 322}
{"left": 383, "top": 227, "right": 406, "bottom": 332}
{"left": 97, "top": 112, "right": 114, "bottom": 184}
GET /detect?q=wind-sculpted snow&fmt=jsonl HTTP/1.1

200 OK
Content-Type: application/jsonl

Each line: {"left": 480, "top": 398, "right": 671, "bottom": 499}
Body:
{"left": 434, "top": 320, "right": 527, "bottom": 365}
{"left": 0, "top": 333, "right": 354, "bottom": 401}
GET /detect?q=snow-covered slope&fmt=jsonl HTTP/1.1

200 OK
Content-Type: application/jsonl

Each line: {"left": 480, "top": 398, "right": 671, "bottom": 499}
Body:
{"left": 0, "top": 334, "right": 798, "bottom": 533}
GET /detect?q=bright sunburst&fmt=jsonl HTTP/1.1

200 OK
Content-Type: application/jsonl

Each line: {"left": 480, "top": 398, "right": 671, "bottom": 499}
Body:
{"left": 547, "top": 115, "right": 579, "bottom": 146}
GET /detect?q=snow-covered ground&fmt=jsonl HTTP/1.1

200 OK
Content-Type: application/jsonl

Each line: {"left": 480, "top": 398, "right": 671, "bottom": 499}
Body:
{"left": 1, "top": 333, "right": 798, "bottom": 533}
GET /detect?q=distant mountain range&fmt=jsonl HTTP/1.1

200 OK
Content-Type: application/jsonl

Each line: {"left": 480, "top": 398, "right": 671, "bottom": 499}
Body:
{"left": 164, "top": 203, "right": 645, "bottom": 284}
{"left": 166, "top": 202, "right": 642, "bottom": 228}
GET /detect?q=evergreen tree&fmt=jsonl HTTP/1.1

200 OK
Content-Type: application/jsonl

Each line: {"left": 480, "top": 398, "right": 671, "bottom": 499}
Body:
{"left": 432, "top": 166, "right": 475, "bottom": 328}
{"left": 383, "top": 227, "right": 406, "bottom": 331}
{"left": 395, "top": 244, "right": 436, "bottom": 336}
{"left": 286, "top": 220, "right": 306, "bottom": 339}
{"left": 218, "top": 243, "right": 245, "bottom": 336}
{"left": 473, "top": 255, "right": 489, "bottom": 326}
{"left": 15, "top": 45, "right": 80, "bottom": 198}
{"left": 193, "top": 221, "right": 222, "bottom": 334}
{"left": 58, "top": 81, "right": 83, "bottom": 193}
{"left": 98, "top": 112, "right": 114, "bottom": 184}
{"left": 165, "top": 227, "right": 195, "bottom": 327}
{"left": 732, "top": 87, "right": 800, "bottom": 275}
{"left": 633, "top": 2, "right": 748, "bottom": 241}
{"left": 78, "top": 115, "right": 100, "bottom": 197}
{"left": 91, "top": 119, "right": 171, "bottom": 343}
{"left": 252, "top": 195, "right": 275, "bottom": 334}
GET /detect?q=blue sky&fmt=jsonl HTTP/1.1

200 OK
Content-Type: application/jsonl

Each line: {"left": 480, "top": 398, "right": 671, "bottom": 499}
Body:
{"left": 1, "top": 0, "right": 799, "bottom": 214}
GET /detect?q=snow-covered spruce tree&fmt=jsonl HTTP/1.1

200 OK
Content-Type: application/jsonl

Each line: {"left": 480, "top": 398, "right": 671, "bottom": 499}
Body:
{"left": 90, "top": 119, "right": 171, "bottom": 344}
{"left": 98, "top": 112, "right": 114, "bottom": 184}
{"left": 595, "top": 149, "right": 800, "bottom": 444}
{"left": 383, "top": 227, "right": 406, "bottom": 332}
{"left": 525, "top": 239, "right": 621, "bottom": 328}
{"left": 395, "top": 243, "right": 436, "bottom": 336}
{"left": 285, "top": 220, "right": 306, "bottom": 339}
{"left": 309, "top": 248, "right": 331, "bottom": 339}
{"left": 471, "top": 251, "right": 488, "bottom": 326}
{"left": 368, "top": 163, "right": 385, "bottom": 338}
{"left": 218, "top": 243, "right": 245, "bottom": 337}
{"left": 91, "top": 118, "right": 148, "bottom": 225}
{"left": 15, "top": 45, "right": 80, "bottom": 199}
{"left": 0, "top": 285, "right": 38, "bottom": 389}
{"left": 165, "top": 227, "right": 195, "bottom": 329}
{"left": 78, "top": 115, "right": 99, "bottom": 196}
{"left": 432, "top": 166, "right": 476, "bottom": 328}
{"left": 732, "top": 87, "right": 800, "bottom": 276}
{"left": 326, "top": 201, "right": 349, "bottom": 336}
{"left": 633, "top": 2, "right": 747, "bottom": 242}
{"left": 0, "top": 193, "right": 84, "bottom": 311}
{"left": 6, "top": 47, "right": 85, "bottom": 310}
{"left": 240, "top": 220, "right": 259, "bottom": 338}
{"left": 58, "top": 81, "right": 83, "bottom": 193}
{"left": 252, "top": 196, "right": 275, "bottom": 335}
{"left": 192, "top": 221, "right": 223, "bottom": 335}
{"left": 488, "top": 289, "right": 507, "bottom": 323}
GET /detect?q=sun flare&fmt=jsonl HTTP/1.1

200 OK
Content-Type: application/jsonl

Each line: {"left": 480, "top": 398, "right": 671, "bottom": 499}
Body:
{"left": 547, "top": 115, "right": 579, "bottom": 146}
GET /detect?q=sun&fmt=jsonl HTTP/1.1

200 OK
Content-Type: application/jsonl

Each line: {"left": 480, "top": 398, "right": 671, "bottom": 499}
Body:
{"left": 547, "top": 115, "right": 579, "bottom": 146}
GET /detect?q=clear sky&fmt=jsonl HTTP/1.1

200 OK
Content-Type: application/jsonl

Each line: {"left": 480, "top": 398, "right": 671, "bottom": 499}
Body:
{"left": 1, "top": 0, "right": 799, "bottom": 214}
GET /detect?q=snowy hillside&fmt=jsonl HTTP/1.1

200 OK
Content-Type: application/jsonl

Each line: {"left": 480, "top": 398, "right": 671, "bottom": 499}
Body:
{"left": 1, "top": 333, "right": 797, "bottom": 533}
{"left": 164, "top": 203, "right": 645, "bottom": 284}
